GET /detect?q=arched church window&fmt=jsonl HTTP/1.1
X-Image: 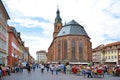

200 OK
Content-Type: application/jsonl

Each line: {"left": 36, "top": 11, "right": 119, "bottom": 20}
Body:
{"left": 64, "top": 39, "right": 67, "bottom": 60}
{"left": 79, "top": 41, "right": 83, "bottom": 59}
{"left": 72, "top": 40, "right": 75, "bottom": 59}
{"left": 58, "top": 40, "right": 61, "bottom": 60}
{"left": 57, "top": 26, "right": 59, "bottom": 30}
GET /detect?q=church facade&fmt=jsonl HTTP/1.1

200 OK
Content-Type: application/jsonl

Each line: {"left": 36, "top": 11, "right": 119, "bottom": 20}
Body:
{"left": 48, "top": 9, "right": 92, "bottom": 64}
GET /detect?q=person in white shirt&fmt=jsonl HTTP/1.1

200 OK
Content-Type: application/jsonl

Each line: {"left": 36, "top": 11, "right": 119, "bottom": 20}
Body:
{"left": 41, "top": 64, "right": 45, "bottom": 73}
{"left": 50, "top": 64, "right": 54, "bottom": 75}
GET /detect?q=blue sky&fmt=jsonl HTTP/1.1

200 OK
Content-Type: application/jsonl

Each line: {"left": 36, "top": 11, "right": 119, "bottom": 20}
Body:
{"left": 2, "top": 0, "right": 120, "bottom": 59}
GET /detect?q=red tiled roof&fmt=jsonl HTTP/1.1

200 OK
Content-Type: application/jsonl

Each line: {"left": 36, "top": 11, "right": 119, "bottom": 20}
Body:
{"left": 105, "top": 41, "right": 120, "bottom": 47}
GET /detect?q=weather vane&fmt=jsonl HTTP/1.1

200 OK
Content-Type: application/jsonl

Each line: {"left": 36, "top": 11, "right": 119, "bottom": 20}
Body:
{"left": 56, "top": 0, "right": 59, "bottom": 9}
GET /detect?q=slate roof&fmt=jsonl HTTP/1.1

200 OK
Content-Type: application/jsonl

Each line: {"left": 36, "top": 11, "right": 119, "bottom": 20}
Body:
{"left": 57, "top": 20, "right": 89, "bottom": 37}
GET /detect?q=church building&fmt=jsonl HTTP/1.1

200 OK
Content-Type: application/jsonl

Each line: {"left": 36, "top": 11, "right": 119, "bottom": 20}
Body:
{"left": 48, "top": 8, "right": 92, "bottom": 64}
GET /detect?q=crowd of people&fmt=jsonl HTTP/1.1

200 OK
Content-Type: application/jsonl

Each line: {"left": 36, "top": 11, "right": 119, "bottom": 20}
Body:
{"left": 42, "top": 62, "right": 120, "bottom": 77}
{"left": 0, "top": 62, "right": 120, "bottom": 79}
{"left": 38, "top": 62, "right": 120, "bottom": 78}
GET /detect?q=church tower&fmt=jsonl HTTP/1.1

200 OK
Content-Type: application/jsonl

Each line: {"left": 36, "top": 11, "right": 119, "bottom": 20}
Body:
{"left": 48, "top": 7, "right": 92, "bottom": 64}
{"left": 53, "top": 8, "right": 62, "bottom": 38}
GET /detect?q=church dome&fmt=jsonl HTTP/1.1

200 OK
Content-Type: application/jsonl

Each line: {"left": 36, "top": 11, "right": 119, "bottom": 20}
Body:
{"left": 57, "top": 20, "right": 89, "bottom": 37}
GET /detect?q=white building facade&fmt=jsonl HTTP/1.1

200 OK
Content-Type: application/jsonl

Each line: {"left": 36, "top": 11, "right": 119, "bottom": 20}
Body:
{"left": 0, "top": 1, "right": 10, "bottom": 66}
{"left": 36, "top": 50, "right": 47, "bottom": 63}
{"left": 92, "top": 44, "right": 104, "bottom": 65}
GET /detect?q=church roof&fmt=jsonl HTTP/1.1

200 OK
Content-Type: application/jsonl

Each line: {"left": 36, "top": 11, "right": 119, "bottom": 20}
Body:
{"left": 57, "top": 20, "right": 89, "bottom": 37}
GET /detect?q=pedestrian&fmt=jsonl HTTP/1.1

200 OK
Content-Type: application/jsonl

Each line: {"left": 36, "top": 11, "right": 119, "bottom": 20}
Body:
{"left": 36, "top": 63, "right": 39, "bottom": 69}
{"left": 81, "top": 67, "right": 86, "bottom": 77}
{"left": 50, "top": 64, "right": 54, "bottom": 75}
{"left": 6, "top": 65, "right": 11, "bottom": 75}
{"left": 86, "top": 66, "right": 93, "bottom": 78}
{"left": 19, "top": 63, "right": 23, "bottom": 72}
{"left": 40, "top": 64, "right": 45, "bottom": 73}
{"left": 55, "top": 63, "right": 59, "bottom": 75}
{"left": 0, "top": 65, "right": 4, "bottom": 80}
{"left": 46, "top": 64, "right": 50, "bottom": 72}
{"left": 66, "top": 62, "right": 71, "bottom": 74}
{"left": 32, "top": 62, "right": 36, "bottom": 72}
{"left": 15, "top": 65, "right": 19, "bottom": 73}
{"left": 63, "top": 65, "right": 66, "bottom": 74}
{"left": 26, "top": 62, "right": 31, "bottom": 73}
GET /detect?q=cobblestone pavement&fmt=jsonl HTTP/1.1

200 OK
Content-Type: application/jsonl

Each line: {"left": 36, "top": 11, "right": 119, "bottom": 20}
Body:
{"left": 4, "top": 69, "right": 120, "bottom": 80}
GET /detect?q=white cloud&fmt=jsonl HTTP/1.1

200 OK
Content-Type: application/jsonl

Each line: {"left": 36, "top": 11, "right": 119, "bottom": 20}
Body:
{"left": 10, "top": 18, "right": 40, "bottom": 28}
{"left": 21, "top": 34, "right": 52, "bottom": 58}
{"left": 3, "top": 0, "right": 57, "bottom": 21}
{"left": 3, "top": 0, "right": 120, "bottom": 59}
{"left": 9, "top": 18, "right": 53, "bottom": 36}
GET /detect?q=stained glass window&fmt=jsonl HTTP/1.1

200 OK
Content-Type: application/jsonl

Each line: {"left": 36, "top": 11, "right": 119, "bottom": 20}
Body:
{"left": 64, "top": 39, "right": 67, "bottom": 60}
{"left": 58, "top": 40, "right": 60, "bottom": 60}
{"left": 72, "top": 40, "right": 75, "bottom": 59}
{"left": 79, "top": 41, "right": 83, "bottom": 59}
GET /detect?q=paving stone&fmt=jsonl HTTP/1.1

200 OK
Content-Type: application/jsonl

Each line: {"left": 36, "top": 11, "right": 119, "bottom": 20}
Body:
{"left": 4, "top": 69, "right": 120, "bottom": 80}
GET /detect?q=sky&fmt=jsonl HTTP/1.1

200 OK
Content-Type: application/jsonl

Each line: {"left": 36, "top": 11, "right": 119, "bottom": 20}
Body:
{"left": 2, "top": 0, "right": 120, "bottom": 59}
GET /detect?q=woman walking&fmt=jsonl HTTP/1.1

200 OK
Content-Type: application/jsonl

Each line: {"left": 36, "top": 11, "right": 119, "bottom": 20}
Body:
{"left": 50, "top": 64, "right": 54, "bottom": 75}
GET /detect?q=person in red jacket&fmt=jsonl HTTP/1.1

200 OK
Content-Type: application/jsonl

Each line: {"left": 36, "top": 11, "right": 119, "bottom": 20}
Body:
{"left": 71, "top": 65, "right": 77, "bottom": 74}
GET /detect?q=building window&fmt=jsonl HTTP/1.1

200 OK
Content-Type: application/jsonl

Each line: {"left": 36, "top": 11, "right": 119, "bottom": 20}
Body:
{"left": 63, "top": 31, "right": 65, "bottom": 34}
{"left": 111, "top": 50, "right": 113, "bottom": 53}
{"left": 114, "top": 45, "right": 117, "bottom": 48}
{"left": 79, "top": 41, "right": 83, "bottom": 60}
{"left": 110, "top": 46, "right": 112, "bottom": 49}
{"left": 0, "top": 12, "right": 3, "bottom": 19}
{"left": 64, "top": 39, "right": 67, "bottom": 60}
{"left": 106, "top": 56, "right": 107, "bottom": 60}
{"left": 0, "top": 38, "right": 6, "bottom": 50}
{"left": 111, "top": 56, "right": 113, "bottom": 59}
{"left": 109, "top": 56, "right": 110, "bottom": 59}
{"left": 58, "top": 40, "right": 61, "bottom": 60}
{"left": 115, "top": 55, "right": 117, "bottom": 59}
{"left": 72, "top": 40, "right": 75, "bottom": 59}
{"left": 0, "top": 25, "right": 7, "bottom": 37}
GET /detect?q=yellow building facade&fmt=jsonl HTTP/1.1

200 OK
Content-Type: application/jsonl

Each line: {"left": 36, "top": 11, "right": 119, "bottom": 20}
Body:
{"left": 93, "top": 42, "right": 120, "bottom": 66}
{"left": 104, "top": 42, "right": 120, "bottom": 66}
